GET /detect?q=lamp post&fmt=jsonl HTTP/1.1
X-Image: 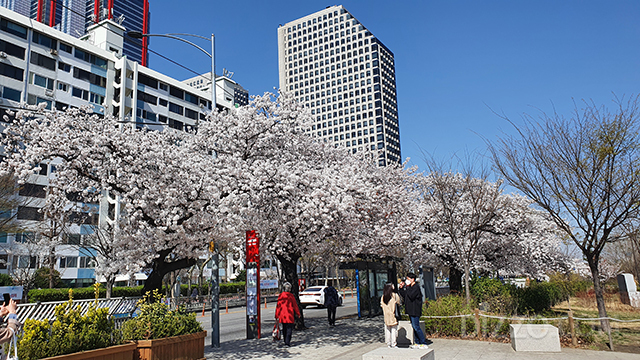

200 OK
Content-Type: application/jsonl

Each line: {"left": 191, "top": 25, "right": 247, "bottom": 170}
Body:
{"left": 126, "top": 31, "right": 217, "bottom": 112}
{"left": 126, "top": 30, "right": 220, "bottom": 348}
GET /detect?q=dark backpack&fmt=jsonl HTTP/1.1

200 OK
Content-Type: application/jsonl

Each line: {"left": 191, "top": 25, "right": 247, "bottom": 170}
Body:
{"left": 324, "top": 287, "right": 339, "bottom": 307}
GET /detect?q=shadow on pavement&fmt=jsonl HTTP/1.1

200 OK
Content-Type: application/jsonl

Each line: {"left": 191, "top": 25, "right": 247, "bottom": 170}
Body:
{"left": 206, "top": 315, "right": 384, "bottom": 360}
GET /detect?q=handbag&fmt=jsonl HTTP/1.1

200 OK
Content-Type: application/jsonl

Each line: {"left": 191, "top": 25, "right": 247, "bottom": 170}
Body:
{"left": 394, "top": 294, "right": 402, "bottom": 320}
{"left": 272, "top": 320, "right": 281, "bottom": 341}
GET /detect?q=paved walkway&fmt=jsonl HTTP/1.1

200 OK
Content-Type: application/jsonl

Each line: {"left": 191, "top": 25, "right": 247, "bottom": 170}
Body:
{"left": 205, "top": 316, "right": 640, "bottom": 360}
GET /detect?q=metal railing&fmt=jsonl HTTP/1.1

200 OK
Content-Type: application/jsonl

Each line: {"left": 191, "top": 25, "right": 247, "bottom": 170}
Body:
{"left": 16, "top": 297, "right": 141, "bottom": 324}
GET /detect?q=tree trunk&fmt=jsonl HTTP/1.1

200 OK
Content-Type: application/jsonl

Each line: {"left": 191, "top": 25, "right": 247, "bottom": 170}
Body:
{"left": 587, "top": 258, "right": 610, "bottom": 332}
{"left": 464, "top": 263, "right": 471, "bottom": 303}
{"left": 449, "top": 266, "right": 462, "bottom": 294}
{"left": 142, "top": 253, "right": 197, "bottom": 296}
{"left": 48, "top": 249, "right": 56, "bottom": 289}
{"left": 277, "top": 253, "right": 306, "bottom": 330}
{"left": 106, "top": 275, "right": 115, "bottom": 299}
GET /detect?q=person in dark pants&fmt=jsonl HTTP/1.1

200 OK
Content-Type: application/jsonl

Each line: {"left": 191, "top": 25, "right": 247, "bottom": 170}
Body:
{"left": 275, "top": 282, "right": 300, "bottom": 346}
{"left": 398, "top": 272, "right": 428, "bottom": 349}
{"left": 323, "top": 285, "right": 340, "bottom": 326}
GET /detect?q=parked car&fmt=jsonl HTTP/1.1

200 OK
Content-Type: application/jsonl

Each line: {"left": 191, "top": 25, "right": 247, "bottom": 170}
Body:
{"left": 299, "top": 286, "right": 344, "bottom": 308}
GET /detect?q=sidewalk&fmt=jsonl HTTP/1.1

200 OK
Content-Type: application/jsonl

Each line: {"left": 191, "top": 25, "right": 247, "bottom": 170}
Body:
{"left": 205, "top": 316, "right": 640, "bottom": 360}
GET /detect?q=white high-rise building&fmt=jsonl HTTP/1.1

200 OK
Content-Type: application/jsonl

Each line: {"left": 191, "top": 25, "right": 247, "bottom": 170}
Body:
{"left": 277, "top": 5, "right": 401, "bottom": 166}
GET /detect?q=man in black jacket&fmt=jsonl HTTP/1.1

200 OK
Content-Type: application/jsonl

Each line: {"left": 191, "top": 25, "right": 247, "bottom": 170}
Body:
{"left": 323, "top": 285, "right": 340, "bottom": 326}
{"left": 398, "top": 272, "right": 428, "bottom": 349}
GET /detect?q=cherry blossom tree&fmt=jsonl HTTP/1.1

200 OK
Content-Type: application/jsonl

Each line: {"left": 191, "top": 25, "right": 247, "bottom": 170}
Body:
{"left": 1, "top": 104, "right": 233, "bottom": 293}
{"left": 414, "top": 168, "right": 565, "bottom": 302}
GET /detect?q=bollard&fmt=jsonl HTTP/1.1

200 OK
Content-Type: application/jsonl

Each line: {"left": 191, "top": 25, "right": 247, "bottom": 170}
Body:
{"left": 225, "top": 300, "right": 229, "bottom": 314}
{"left": 265, "top": 297, "right": 267, "bottom": 309}
{"left": 474, "top": 308, "right": 481, "bottom": 338}
{"left": 351, "top": 288, "right": 354, "bottom": 298}
{"left": 202, "top": 302, "right": 205, "bottom": 317}
{"left": 568, "top": 310, "right": 577, "bottom": 346}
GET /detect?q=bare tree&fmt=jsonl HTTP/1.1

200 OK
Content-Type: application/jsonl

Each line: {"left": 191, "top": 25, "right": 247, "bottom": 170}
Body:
{"left": 489, "top": 96, "right": 640, "bottom": 338}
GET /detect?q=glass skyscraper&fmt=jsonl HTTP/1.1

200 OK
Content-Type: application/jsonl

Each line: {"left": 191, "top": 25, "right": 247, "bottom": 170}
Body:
{"left": 278, "top": 5, "right": 401, "bottom": 166}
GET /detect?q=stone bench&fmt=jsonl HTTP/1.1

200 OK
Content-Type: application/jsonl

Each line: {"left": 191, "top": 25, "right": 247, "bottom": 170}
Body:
{"left": 397, "top": 320, "right": 426, "bottom": 346}
{"left": 510, "top": 324, "right": 561, "bottom": 352}
{"left": 362, "top": 346, "right": 434, "bottom": 360}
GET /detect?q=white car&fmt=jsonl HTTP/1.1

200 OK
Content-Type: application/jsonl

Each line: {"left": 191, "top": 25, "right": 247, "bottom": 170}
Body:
{"left": 299, "top": 286, "right": 344, "bottom": 308}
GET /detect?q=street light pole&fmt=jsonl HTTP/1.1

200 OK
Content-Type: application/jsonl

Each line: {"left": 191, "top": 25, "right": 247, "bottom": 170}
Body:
{"left": 127, "top": 31, "right": 217, "bottom": 112}
{"left": 211, "top": 34, "right": 216, "bottom": 112}
{"left": 126, "top": 30, "right": 219, "bottom": 348}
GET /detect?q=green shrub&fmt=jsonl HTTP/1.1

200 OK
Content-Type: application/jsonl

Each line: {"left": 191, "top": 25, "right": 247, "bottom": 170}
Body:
{"left": 221, "top": 281, "right": 245, "bottom": 294}
{"left": 548, "top": 272, "right": 592, "bottom": 299}
{"left": 422, "top": 295, "right": 476, "bottom": 336}
{"left": 28, "top": 286, "right": 144, "bottom": 303}
{"left": 470, "top": 276, "right": 517, "bottom": 314}
{"left": 121, "top": 290, "right": 203, "bottom": 341}
{"left": 30, "top": 267, "right": 62, "bottom": 289}
{"left": 0, "top": 273, "right": 13, "bottom": 286}
{"left": 17, "top": 298, "right": 116, "bottom": 360}
{"left": 515, "top": 281, "right": 563, "bottom": 314}
{"left": 577, "top": 321, "right": 596, "bottom": 343}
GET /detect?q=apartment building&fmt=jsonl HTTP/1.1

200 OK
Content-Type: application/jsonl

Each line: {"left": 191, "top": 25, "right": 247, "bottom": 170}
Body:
{"left": 1, "top": 0, "right": 149, "bottom": 64}
{"left": 0, "top": 7, "right": 238, "bottom": 286}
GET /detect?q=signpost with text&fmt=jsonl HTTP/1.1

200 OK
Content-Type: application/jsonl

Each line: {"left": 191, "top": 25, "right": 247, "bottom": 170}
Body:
{"left": 246, "top": 230, "right": 260, "bottom": 339}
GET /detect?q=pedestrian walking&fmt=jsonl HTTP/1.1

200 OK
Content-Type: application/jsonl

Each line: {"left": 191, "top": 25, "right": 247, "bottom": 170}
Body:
{"left": 275, "top": 282, "right": 300, "bottom": 346}
{"left": 323, "top": 285, "right": 339, "bottom": 326}
{"left": 398, "top": 272, "right": 429, "bottom": 349}
{"left": 380, "top": 282, "right": 402, "bottom": 348}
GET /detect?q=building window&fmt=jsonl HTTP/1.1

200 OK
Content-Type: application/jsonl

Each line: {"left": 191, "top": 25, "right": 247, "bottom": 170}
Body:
{"left": 15, "top": 232, "right": 35, "bottom": 243}
{"left": 73, "top": 68, "right": 106, "bottom": 88}
{"left": 29, "top": 73, "right": 54, "bottom": 90}
{"left": 0, "top": 39, "right": 25, "bottom": 59}
{"left": 168, "top": 102, "right": 183, "bottom": 115}
{"left": 19, "top": 183, "right": 46, "bottom": 198}
{"left": 138, "top": 73, "right": 158, "bottom": 89}
{"left": 137, "top": 90, "right": 157, "bottom": 105}
{"left": 74, "top": 49, "right": 107, "bottom": 69}
{"left": 0, "top": 18, "right": 27, "bottom": 39}
{"left": 71, "top": 87, "right": 89, "bottom": 101}
{"left": 17, "top": 206, "right": 43, "bottom": 221}
{"left": 13, "top": 255, "right": 36, "bottom": 269}
{"left": 169, "top": 86, "right": 184, "bottom": 100}
{"left": 169, "top": 119, "right": 183, "bottom": 131}
{"left": 32, "top": 31, "right": 57, "bottom": 49}
{"left": 59, "top": 42, "right": 72, "bottom": 53}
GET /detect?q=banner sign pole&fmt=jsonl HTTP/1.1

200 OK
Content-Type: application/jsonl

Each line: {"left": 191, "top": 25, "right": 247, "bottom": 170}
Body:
{"left": 246, "top": 230, "right": 260, "bottom": 339}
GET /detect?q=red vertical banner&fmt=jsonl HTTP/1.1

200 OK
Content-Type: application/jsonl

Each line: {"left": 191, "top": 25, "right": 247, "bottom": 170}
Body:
{"left": 48, "top": 0, "right": 56, "bottom": 27}
{"left": 107, "top": 0, "right": 113, "bottom": 19}
{"left": 93, "top": 0, "right": 100, "bottom": 23}
{"left": 245, "top": 231, "right": 260, "bottom": 339}
{"left": 36, "top": 0, "right": 44, "bottom": 22}
{"left": 141, "top": 0, "right": 149, "bottom": 66}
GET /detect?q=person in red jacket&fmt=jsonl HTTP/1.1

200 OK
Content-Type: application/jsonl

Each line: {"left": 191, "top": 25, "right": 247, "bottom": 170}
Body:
{"left": 275, "top": 282, "right": 300, "bottom": 346}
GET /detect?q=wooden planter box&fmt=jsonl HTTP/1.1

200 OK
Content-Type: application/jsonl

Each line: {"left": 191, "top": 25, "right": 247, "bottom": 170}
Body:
{"left": 135, "top": 331, "right": 207, "bottom": 360}
{"left": 43, "top": 343, "right": 137, "bottom": 360}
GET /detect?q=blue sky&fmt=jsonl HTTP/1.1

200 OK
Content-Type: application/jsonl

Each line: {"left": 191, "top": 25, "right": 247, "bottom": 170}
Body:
{"left": 147, "top": 1, "right": 640, "bottom": 172}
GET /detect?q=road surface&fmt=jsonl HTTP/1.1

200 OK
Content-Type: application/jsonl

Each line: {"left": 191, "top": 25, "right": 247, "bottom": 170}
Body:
{"left": 197, "top": 295, "right": 359, "bottom": 346}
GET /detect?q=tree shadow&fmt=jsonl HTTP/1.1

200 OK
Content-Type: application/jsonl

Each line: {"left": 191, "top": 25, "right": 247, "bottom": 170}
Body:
{"left": 206, "top": 316, "right": 384, "bottom": 359}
